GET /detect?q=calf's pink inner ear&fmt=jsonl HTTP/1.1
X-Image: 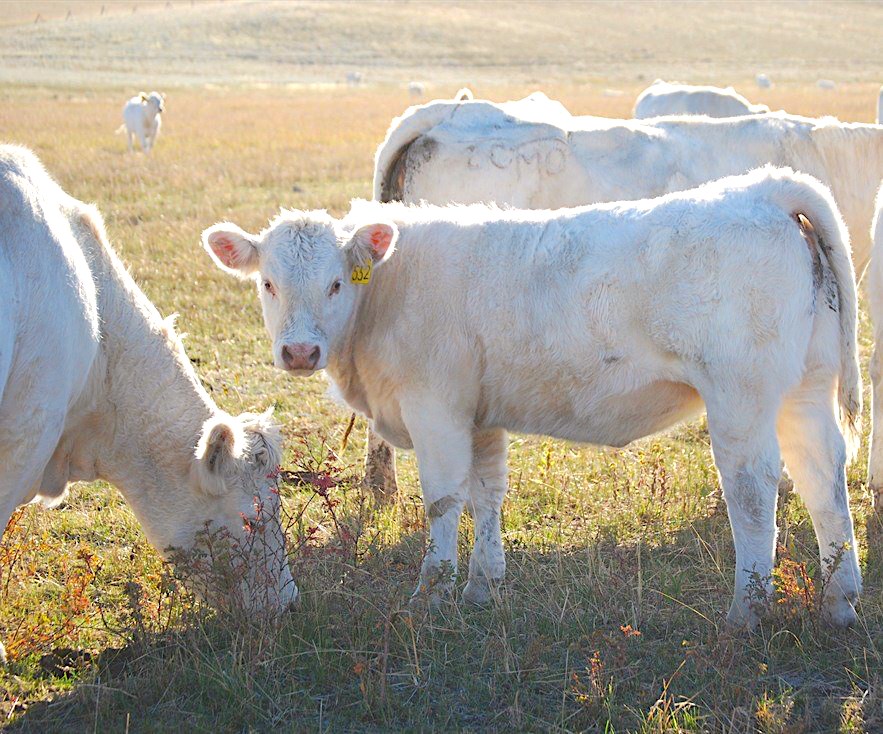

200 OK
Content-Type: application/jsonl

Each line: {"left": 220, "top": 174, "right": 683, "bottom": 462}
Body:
{"left": 208, "top": 231, "right": 247, "bottom": 270}
{"left": 370, "top": 227, "right": 392, "bottom": 256}
{"left": 357, "top": 223, "right": 395, "bottom": 261}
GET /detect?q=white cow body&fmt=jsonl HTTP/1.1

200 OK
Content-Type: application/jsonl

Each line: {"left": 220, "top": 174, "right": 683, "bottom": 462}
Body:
{"left": 0, "top": 146, "right": 295, "bottom": 661}
{"left": 205, "top": 168, "right": 862, "bottom": 629}
{"left": 372, "top": 95, "right": 883, "bottom": 493}
{"left": 634, "top": 80, "right": 770, "bottom": 118}
{"left": 375, "top": 98, "right": 883, "bottom": 273}
{"left": 121, "top": 91, "right": 164, "bottom": 153}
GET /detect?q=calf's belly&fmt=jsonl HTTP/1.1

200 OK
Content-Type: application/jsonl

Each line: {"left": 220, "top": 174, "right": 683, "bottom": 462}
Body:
{"left": 486, "top": 379, "right": 704, "bottom": 448}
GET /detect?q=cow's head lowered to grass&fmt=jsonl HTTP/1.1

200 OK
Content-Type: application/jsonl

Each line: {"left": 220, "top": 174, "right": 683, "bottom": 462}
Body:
{"left": 203, "top": 209, "right": 397, "bottom": 375}
{"left": 182, "top": 408, "right": 297, "bottom": 614}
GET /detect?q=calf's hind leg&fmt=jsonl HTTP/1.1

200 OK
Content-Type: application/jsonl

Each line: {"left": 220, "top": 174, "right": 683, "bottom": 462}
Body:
{"left": 364, "top": 426, "right": 398, "bottom": 501}
{"left": 463, "top": 429, "right": 508, "bottom": 605}
{"left": 778, "top": 383, "right": 861, "bottom": 627}
{"left": 705, "top": 398, "right": 782, "bottom": 629}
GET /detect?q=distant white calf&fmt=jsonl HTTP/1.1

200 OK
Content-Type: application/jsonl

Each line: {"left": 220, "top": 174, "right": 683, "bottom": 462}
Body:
{"left": 408, "top": 81, "right": 425, "bottom": 97}
{"left": 817, "top": 79, "right": 837, "bottom": 90}
{"left": 634, "top": 80, "right": 770, "bottom": 118}
{"left": 756, "top": 73, "right": 772, "bottom": 89}
{"left": 120, "top": 91, "right": 164, "bottom": 153}
{"left": 346, "top": 71, "right": 364, "bottom": 87}
{"left": 0, "top": 146, "right": 296, "bottom": 661}
{"left": 204, "top": 168, "right": 862, "bottom": 630}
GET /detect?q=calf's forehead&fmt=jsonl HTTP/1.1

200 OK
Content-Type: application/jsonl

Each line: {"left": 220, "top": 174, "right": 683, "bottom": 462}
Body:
{"left": 260, "top": 216, "right": 341, "bottom": 284}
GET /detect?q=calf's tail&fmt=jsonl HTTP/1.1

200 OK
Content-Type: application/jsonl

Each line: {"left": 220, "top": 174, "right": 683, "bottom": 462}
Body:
{"left": 770, "top": 169, "right": 861, "bottom": 459}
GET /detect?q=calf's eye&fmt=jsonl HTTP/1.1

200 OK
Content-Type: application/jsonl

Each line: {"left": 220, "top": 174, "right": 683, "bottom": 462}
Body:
{"left": 329, "top": 280, "right": 342, "bottom": 297}
{"left": 263, "top": 280, "right": 276, "bottom": 297}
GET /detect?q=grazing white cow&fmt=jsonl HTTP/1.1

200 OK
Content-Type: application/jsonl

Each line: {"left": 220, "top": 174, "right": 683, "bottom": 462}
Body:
{"left": 370, "top": 93, "right": 883, "bottom": 496}
{"left": 634, "top": 80, "right": 770, "bottom": 118}
{"left": 204, "top": 168, "right": 862, "bottom": 630}
{"left": 346, "top": 71, "right": 364, "bottom": 87}
{"left": 867, "top": 182, "right": 883, "bottom": 508}
{"left": 817, "top": 79, "right": 837, "bottom": 91}
{"left": 0, "top": 146, "right": 296, "bottom": 661}
{"left": 120, "top": 91, "right": 165, "bottom": 153}
{"left": 408, "top": 81, "right": 426, "bottom": 97}
{"left": 756, "top": 73, "right": 773, "bottom": 89}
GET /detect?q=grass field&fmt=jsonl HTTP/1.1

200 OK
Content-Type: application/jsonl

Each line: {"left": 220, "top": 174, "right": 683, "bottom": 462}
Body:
{"left": 1, "top": 2, "right": 883, "bottom": 732}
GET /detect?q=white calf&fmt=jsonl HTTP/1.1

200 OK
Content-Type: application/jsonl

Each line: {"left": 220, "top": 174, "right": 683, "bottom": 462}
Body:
{"left": 120, "top": 91, "right": 164, "bottom": 153}
{"left": 204, "top": 168, "right": 862, "bottom": 630}
{"left": 0, "top": 146, "right": 296, "bottom": 661}
{"left": 634, "top": 80, "right": 770, "bottom": 119}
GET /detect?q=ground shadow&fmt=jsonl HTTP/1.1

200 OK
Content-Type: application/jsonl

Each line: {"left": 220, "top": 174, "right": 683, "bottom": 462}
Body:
{"left": 5, "top": 490, "right": 880, "bottom": 733}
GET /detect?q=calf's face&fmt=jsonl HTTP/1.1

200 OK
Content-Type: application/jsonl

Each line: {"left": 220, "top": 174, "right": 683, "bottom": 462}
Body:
{"left": 188, "top": 410, "right": 297, "bottom": 614}
{"left": 203, "top": 211, "right": 397, "bottom": 376}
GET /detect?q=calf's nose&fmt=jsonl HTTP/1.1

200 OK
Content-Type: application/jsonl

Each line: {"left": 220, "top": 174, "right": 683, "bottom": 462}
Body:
{"left": 281, "top": 343, "right": 321, "bottom": 371}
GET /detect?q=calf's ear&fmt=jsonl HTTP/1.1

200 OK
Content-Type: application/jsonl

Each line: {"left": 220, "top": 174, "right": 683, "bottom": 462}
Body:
{"left": 203, "top": 223, "right": 260, "bottom": 277}
{"left": 192, "top": 416, "right": 244, "bottom": 496}
{"left": 344, "top": 222, "right": 398, "bottom": 270}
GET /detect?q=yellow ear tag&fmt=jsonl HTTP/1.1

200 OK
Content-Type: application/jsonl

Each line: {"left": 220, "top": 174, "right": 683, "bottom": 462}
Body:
{"left": 351, "top": 259, "right": 373, "bottom": 285}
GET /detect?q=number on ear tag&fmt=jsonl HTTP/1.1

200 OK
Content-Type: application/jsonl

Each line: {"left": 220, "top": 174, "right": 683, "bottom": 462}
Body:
{"left": 351, "top": 260, "right": 373, "bottom": 285}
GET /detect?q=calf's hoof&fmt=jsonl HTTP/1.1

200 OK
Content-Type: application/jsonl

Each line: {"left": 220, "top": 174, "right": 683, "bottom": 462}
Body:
{"left": 462, "top": 576, "right": 502, "bottom": 606}
{"left": 823, "top": 592, "right": 859, "bottom": 629}
{"left": 725, "top": 599, "right": 761, "bottom": 632}
{"left": 409, "top": 580, "right": 454, "bottom": 611}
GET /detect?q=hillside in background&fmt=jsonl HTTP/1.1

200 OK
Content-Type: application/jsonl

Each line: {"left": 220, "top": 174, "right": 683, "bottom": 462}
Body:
{"left": 1, "top": 0, "right": 881, "bottom": 88}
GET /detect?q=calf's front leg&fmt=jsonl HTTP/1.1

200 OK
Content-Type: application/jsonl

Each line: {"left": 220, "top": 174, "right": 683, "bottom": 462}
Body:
{"left": 401, "top": 397, "right": 472, "bottom": 606}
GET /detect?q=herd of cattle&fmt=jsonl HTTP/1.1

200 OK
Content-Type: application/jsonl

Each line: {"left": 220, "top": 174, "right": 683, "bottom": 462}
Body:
{"left": 2, "top": 80, "right": 883, "bottom": 660}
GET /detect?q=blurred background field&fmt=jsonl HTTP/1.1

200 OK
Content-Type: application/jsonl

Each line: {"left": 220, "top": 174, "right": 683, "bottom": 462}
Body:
{"left": 1, "top": 2, "right": 882, "bottom": 732}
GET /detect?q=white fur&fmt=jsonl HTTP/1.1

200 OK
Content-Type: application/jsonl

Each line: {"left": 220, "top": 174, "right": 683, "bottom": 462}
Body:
{"left": 120, "top": 91, "right": 164, "bottom": 153}
{"left": 374, "top": 95, "right": 883, "bottom": 272}
{"left": 408, "top": 81, "right": 425, "bottom": 97}
{"left": 372, "top": 93, "right": 883, "bottom": 491}
{"left": 207, "top": 168, "right": 862, "bottom": 629}
{"left": 634, "top": 80, "right": 770, "bottom": 119}
{"left": 0, "top": 146, "right": 296, "bottom": 663}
